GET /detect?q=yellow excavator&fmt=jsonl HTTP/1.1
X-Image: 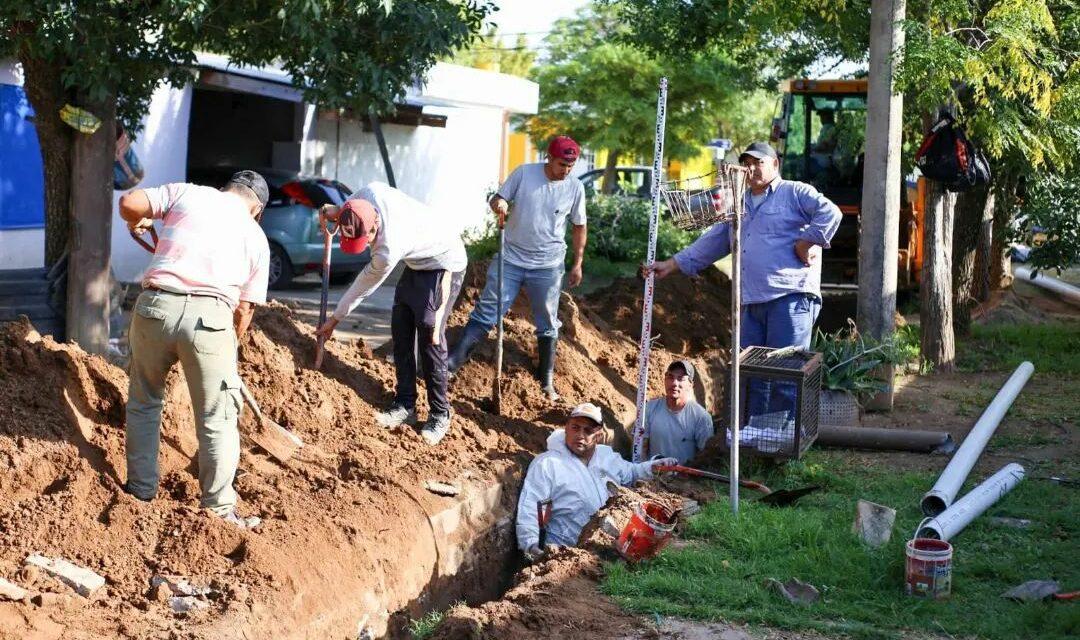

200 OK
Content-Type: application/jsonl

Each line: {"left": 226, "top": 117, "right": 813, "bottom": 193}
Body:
{"left": 769, "top": 79, "right": 926, "bottom": 289}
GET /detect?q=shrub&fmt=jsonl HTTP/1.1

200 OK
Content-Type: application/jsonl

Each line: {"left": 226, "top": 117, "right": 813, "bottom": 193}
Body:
{"left": 585, "top": 194, "right": 697, "bottom": 264}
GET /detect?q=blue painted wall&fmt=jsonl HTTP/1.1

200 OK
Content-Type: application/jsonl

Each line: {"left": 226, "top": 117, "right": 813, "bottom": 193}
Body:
{"left": 0, "top": 83, "right": 45, "bottom": 230}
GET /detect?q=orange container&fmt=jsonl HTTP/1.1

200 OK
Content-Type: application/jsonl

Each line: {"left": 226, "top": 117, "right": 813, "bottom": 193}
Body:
{"left": 905, "top": 538, "right": 953, "bottom": 598}
{"left": 615, "top": 501, "right": 676, "bottom": 562}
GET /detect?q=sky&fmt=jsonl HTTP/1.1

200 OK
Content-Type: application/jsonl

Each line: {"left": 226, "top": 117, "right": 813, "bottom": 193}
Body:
{"left": 486, "top": 0, "right": 589, "bottom": 49}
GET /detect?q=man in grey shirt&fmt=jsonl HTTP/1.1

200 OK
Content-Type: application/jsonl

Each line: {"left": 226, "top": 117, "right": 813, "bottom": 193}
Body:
{"left": 640, "top": 360, "right": 714, "bottom": 464}
{"left": 449, "top": 136, "right": 587, "bottom": 400}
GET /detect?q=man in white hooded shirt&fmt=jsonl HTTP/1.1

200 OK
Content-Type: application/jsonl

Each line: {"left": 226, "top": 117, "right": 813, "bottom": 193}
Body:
{"left": 515, "top": 403, "right": 677, "bottom": 561}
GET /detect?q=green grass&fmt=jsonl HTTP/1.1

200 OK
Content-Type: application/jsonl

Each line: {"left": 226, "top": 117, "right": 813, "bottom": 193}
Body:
{"left": 409, "top": 607, "right": 452, "bottom": 639}
{"left": 602, "top": 452, "right": 1080, "bottom": 639}
{"left": 958, "top": 323, "right": 1080, "bottom": 374}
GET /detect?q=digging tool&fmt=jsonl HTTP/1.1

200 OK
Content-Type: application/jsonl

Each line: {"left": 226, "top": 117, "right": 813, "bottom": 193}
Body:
{"left": 314, "top": 207, "right": 340, "bottom": 370}
{"left": 654, "top": 464, "right": 771, "bottom": 494}
{"left": 239, "top": 384, "right": 304, "bottom": 462}
{"left": 492, "top": 222, "right": 505, "bottom": 414}
{"left": 129, "top": 226, "right": 159, "bottom": 254}
{"left": 654, "top": 464, "right": 820, "bottom": 506}
{"left": 537, "top": 499, "right": 553, "bottom": 547}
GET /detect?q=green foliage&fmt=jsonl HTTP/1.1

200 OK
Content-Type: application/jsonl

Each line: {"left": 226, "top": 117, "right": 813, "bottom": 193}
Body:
{"left": 586, "top": 195, "right": 697, "bottom": 264}
{"left": 409, "top": 604, "right": 461, "bottom": 639}
{"left": 957, "top": 322, "right": 1080, "bottom": 374}
{"left": 810, "top": 323, "right": 920, "bottom": 400}
{"left": 603, "top": 450, "right": 1080, "bottom": 640}
{"left": 447, "top": 26, "right": 536, "bottom": 77}
{"left": 524, "top": 2, "right": 758, "bottom": 162}
{"left": 0, "top": 1, "right": 493, "bottom": 135}
{"left": 1010, "top": 173, "right": 1080, "bottom": 273}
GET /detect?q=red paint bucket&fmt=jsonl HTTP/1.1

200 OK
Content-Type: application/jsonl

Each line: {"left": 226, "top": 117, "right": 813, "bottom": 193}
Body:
{"left": 905, "top": 538, "right": 953, "bottom": 598}
{"left": 616, "top": 501, "right": 676, "bottom": 562}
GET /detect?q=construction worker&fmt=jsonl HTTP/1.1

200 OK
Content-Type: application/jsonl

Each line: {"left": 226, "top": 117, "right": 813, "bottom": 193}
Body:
{"left": 647, "top": 142, "right": 842, "bottom": 420}
{"left": 639, "top": 360, "right": 714, "bottom": 464}
{"left": 515, "top": 402, "right": 676, "bottom": 561}
{"left": 448, "top": 135, "right": 587, "bottom": 400}
{"left": 120, "top": 170, "right": 270, "bottom": 528}
{"left": 315, "top": 183, "right": 467, "bottom": 446}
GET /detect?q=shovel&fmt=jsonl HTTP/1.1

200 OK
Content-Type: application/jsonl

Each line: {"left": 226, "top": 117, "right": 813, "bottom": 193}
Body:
{"left": 239, "top": 384, "right": 304, "bottom": 462}
{"left": 537, "top": 499, "right": 553, "bottom": 547}
{"left": 654, "top": 464, "right": 820, "bottom": 506}
{"left": 492, "top": 223, "right": 506, "bottom": 415}
{"left": 314, "top": 208, "right": 340, "bottom": 370}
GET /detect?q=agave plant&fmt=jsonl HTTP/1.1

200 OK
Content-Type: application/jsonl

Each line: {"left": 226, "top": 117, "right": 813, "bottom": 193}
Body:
{"left": 811, "top": 321, "right": 918, "bottom": 403}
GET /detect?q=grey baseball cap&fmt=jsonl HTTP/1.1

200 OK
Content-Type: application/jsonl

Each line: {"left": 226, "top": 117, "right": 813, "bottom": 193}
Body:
{"left": 228, "top": 170, "right": 269, "bottom": 208}
{"left": 569, "top": 402, "right": 603, "bottom": 425}
{"left": 739, "top": 141, "right": 778, "bottom": 163}
{"left": 666, "top": 359, "right": 696, "bottom": 381}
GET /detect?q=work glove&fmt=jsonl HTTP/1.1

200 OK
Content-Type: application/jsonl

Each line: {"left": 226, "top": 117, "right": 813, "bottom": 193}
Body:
{"left": 523, "top": 543, "right": 563, "bottom": 563}
{"left": 650, "top": 457, "right": 679, "bottom": 472}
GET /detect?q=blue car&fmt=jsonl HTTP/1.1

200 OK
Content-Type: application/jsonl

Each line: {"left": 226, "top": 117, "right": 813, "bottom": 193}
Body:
{"left": 188, "top": 167, "right": 370, "bottom": 289}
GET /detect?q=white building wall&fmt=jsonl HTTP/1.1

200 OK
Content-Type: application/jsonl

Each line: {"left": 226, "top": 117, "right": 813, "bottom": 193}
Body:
{"left": 303, "top": 104, "right": 505, "bottom": 236}
{"left": 110, "top": 83, "right": 192, "bottom": 283}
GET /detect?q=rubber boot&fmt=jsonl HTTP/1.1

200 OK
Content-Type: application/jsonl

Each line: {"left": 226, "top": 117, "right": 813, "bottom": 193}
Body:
{"left": 537, "top": 336, "right": 559, "bottom": 401}
{"left": 448, "top": 320, "right": 486, "bottom": 374}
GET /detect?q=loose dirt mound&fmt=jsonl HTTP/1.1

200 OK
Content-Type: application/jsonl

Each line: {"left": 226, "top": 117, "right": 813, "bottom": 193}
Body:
{"left": 581, "top": 268, "right": 732, "bottom": 356}
{"left": 0, "top": 262, "right": 727, "bottom": 639}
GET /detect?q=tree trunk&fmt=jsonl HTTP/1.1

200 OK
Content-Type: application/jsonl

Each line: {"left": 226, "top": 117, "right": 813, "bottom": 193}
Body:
{"left": 973, "top": 186, "right": 995, "bottom": 303}
{"left": 952, "top": 184, "right": 988, "bottom": 336}
{"left": 66, "top": 93, "right": 116, "bottom": 354}
{"left": 601, "top": 150, "right": 620, "bottom": 194}
{"left": 921, "top": 180, "right": 956, "bottom": 371}
{"left": 990, "top": 173, "right": 1018, "bottom": 292}
{"left": 18, "top": 52, "right": 73, "bottom": 267}
{"left": 368, "top": 108, "right": 396, "bottom": 188}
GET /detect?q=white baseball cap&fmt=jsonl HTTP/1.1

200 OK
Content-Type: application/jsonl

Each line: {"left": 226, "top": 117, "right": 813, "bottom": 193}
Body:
{"left": 569, "top": 402, "right": 603, "bottom": 425}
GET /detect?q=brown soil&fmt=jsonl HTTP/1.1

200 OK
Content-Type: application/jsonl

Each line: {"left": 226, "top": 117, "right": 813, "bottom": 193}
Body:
{"left": 0, "top": 259, "right": 728, "bottom": 640}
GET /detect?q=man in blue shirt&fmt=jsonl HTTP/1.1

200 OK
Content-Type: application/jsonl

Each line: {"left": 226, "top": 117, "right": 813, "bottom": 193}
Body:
{"left": 648, "top": 142, "right": 842, "bottom": 419}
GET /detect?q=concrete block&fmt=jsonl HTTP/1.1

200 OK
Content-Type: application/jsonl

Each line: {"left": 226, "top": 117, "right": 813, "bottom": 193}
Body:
{"left": 852, "top": 499, "right": 896, "bottom": 548}
{"left": 169, "top": 595, "right": 209, "bottom": 613}
{"left": 0, "top": 577, "right": 29, "bottom": 601}
{"left": 24, "top": 554, "right": 106, "bottom": 598}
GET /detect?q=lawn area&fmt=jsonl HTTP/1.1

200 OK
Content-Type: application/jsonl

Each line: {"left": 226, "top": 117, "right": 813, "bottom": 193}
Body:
{"left": 603, "top": 451, "right": 1080, "bottom": 639}
{"left": 956, "top": 322, "right": 1080, "bottom": 375}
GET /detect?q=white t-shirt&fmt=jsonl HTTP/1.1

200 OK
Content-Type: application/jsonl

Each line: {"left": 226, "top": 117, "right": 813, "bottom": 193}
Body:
{"left": 141, "top": 183, "right": 270, "bottom": 309}
{"left": 498, "top": 163, "right": 586, "bottom": 269}
{"left": 333, "top": 182, "right": 468, "bottom": 320}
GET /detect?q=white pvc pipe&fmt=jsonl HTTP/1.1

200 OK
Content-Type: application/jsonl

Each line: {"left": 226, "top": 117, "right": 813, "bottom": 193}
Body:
{"left": 921, "top": 362, "right": 1034, "bottom": 516}
{"left": 916, "top": 463, "right": 1025, "bottom": 541}
{"left": 1015, "top": 266, "right": 1080, "bottom": 305}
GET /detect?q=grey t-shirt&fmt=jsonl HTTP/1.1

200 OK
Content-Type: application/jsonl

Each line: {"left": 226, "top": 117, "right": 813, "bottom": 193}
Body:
{"left": 644, "top": 398, "right": 714, "bottom": 464}
{"left": 497, "top": 163, "right": 586, "bottom": 269}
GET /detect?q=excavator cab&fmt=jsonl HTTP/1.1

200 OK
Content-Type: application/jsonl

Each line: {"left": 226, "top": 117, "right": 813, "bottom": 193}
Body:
{"left": 771, "top": 79, "right": 923, "bottom": 288}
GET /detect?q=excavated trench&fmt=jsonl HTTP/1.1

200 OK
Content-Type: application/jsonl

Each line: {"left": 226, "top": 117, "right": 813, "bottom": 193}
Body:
{"left": 0, "top": 268, "right": 730, "bottom": 639}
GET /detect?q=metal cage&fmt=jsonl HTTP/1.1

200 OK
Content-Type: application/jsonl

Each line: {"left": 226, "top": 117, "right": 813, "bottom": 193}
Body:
{"left": 661, "top": 163, "right": 748, "bottom": 231}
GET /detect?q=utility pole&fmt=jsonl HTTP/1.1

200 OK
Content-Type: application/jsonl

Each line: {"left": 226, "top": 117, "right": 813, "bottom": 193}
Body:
{"left": 857, "top": 0, "right": 906, "bottom": 409}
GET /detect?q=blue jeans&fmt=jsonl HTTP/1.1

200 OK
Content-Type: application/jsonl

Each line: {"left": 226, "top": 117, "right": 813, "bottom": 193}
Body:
{"left": 468, "top": 256, "right": 563, "bottom": 338}
{"left": 741, "top": 292, "right": 821, "bottom": 421}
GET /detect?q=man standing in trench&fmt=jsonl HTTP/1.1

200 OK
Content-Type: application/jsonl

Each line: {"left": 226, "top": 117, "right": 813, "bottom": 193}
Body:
{"left": 315, "top": 183, "right": 467, "bottom": 446}
{"left": 515, "top": 403, "right": 676, "bottom": 561}
{"left": 120, "top": 171, "right": 270, "bottom": 528}
{"left": 647, "top": 142, "right": 842, "bottom": 420}
{"left": 448, "top": 135, "right": 587, "bottom": 401}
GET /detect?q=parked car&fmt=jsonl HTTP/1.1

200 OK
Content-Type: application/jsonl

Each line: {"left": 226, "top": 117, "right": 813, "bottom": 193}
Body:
{"left": 187, "top": 167, "right": 369, "bottom": 289}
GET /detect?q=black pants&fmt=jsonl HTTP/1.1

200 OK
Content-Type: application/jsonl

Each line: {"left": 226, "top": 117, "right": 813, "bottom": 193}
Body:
{"left": 392, "top": 267, "right": 465, "bottom": 416}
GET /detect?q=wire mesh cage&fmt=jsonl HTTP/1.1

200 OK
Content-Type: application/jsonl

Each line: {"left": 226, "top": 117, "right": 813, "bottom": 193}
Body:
{"left": 661, "top": 163, "right": 748, "bottom": 231}
{"left": 724, "top": 346, "right": 823, "bottom": 460}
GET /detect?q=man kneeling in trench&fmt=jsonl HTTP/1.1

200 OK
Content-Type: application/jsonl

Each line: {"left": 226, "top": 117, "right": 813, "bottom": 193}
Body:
{"left": 515, "top": 403, "right": 676, "bottom": 561}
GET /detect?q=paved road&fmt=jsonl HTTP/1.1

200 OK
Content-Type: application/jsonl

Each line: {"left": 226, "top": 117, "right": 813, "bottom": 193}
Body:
{"left": 270, "top": 273, "right": 395, "bottom": 349}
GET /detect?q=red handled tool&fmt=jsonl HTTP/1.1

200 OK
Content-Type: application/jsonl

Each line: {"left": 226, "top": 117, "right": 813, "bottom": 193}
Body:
{"left": 537, "top": 499, "right": 553, "bottom": 547}
{"left": 314, "top": 208, "right": 340, "bottom": 370}
{"left": 654, "top": 464, "right": 771, "bottom": 493}
{"left": 129, "top": 226, "right": 159, "bottom": 254}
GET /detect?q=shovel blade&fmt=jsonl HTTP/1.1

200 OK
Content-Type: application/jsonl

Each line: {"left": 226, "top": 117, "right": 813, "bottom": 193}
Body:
{"left": 760, "top": 485, "right": 821, "bottom": 507}
{"left": 250, "top": 419, "right": 304, "bottom": 463}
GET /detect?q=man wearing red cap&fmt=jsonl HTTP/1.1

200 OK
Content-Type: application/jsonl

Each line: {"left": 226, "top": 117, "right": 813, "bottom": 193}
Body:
{"left": 448, "top": 135, "right": 587, "bottom": 401}
{"left": 316, "top": 182, "right": 467, "bottom": 445}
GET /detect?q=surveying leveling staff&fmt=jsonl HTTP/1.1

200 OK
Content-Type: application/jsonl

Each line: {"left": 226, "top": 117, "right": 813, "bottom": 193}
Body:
{"left": 448, "top": 135, "right": 587, "bottom": 401}
{"left": 119, "top": 170, "right": 271, "bottom": 528}
{"left": 316, "top": 182, "right": 467, "bottom": 446}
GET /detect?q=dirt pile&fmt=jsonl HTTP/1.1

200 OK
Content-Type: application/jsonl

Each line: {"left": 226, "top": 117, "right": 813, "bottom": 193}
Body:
{"left": 0, "top": 261, "right": 729, "bottom": 639}
{"left": 581, "top": 268, "right": 732, "bottom": 356}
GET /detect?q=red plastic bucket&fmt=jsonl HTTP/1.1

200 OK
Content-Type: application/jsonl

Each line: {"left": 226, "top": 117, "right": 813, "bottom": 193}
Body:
{"left": 615, "top": 501, "right": 676, "bottom": 562}
{"left": 905, "top": 538, "right": 953, "bottom": 598}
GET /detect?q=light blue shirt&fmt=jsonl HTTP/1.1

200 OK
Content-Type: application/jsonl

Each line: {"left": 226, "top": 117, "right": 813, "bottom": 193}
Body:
{"left": 644, "top": 398, "right": 714, "bottom": 464}
{"left": 498, "top": 163, "right": 586, "bottom": 269}
{"left": 673, "top": 177, "right": 842, "bottom": 305}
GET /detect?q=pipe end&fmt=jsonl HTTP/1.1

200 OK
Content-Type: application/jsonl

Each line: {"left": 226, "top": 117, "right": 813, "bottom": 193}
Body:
{"left": 920, "top": 494, "right": 947, "bottom": 517}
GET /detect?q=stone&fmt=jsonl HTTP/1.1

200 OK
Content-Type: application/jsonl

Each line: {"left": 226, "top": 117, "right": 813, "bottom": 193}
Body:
{"left": 679, "top": 499, "right": 701, "bottom": 517}
{"left": 1002, "top": 580, "right": 1060, "bottom": 602}
{"left": 600, "top": 515, "right": 622, "bottom": 538}
{"left": 150, "top": 575, "right": 210, "bottom": 598}
{"left": 151, "top": 582, "right": 172, "bottom": 602}
{"left": 169, "top": 595, "right": 210, "bottom": 613}
{"left": 989, "top": 516, "right": 1032, "bottom": 529}
{"left": 423, "top": 480, "right": 461, "bottom": 497}
{"left": 0, "top": 577, "right": 29, "bottom": 602}
{"left": 768, "top": 578, "right": 820, "bottom": 606}
{"left": 852, "top": 499, "right": 896, "bottom": 548}
{"left": 24, "top": 554, "right": 106, "bottom": 598}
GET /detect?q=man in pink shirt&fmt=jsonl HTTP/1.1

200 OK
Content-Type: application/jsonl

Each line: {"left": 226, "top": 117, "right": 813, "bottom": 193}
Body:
{"left": 118, "top": 170, "right": 270, "bottom": 527}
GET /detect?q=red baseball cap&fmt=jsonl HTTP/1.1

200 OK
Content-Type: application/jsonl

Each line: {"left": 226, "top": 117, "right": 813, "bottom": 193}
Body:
{"left": 547, "top": 135, "right": 581, "bottom": 161}
{"left": 337, "top": 198, "right": 378, "bottom": 254}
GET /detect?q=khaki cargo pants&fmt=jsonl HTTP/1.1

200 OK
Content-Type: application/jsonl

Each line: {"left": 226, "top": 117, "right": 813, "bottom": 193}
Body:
{"left": 125, "top": 290, "right": 243, "bottom": 515}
